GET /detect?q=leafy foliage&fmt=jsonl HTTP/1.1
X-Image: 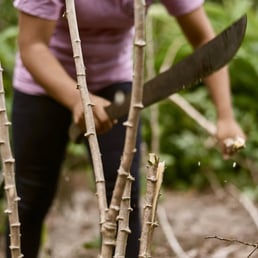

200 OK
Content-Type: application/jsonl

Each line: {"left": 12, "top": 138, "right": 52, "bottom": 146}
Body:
{"left": 0, "top": 0, "right": 17, "bottom": 29}
{"left": 0, "top": 0, "right": 17, "bottom": 205}
{"left": 0, "top": 0, "right": 17, "bottom": 108}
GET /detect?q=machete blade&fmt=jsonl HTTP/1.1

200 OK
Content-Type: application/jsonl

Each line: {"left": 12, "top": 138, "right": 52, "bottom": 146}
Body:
{"left": 69, "top": 15, "right": 247, "bottom": 142}
{"left": 105, "top": 14, "right": 247, "bottom": 119}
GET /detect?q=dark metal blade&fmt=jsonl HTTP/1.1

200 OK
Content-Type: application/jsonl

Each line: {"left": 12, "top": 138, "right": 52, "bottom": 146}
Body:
{"left": 105, "top": 15, "right": 247, "bottom": 120}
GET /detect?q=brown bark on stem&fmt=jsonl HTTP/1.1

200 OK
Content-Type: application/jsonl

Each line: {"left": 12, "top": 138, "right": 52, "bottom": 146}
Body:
{"left": 146, "top": 14, "right": 160, "bottom": 154}
{"left": 101, "top": 0, "right": 147, "bottom": 257}
{"left": 114, "top": 174, "right": 134, "bottom": 257}
{"left": 139, "top": 153, "right": 165, "bottom": 258}
{"left": 65, "top": 0, "right": 107, "bottom": 227}
{"left": 0, "top": 63, "right": 23, "bottom": 258}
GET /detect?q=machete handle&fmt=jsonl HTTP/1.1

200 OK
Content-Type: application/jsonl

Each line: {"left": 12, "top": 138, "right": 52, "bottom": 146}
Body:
{"left": 104, "top": 93, "right": 131, "bottom": 120}
{"left": 68, "top": 97, "right": 128, "bottom": 143}
{"left": 69, "top": 122, "right": 84, "bottom": 143}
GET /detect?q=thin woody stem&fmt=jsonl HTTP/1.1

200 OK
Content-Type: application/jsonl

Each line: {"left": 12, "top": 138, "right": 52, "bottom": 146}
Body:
{"left": 146, "top": 14, "right": 160, "bottom": 154}
{"left": 139, "top": 154, "right": 165, "bottom": 258}
{"left": 65, "top": 0, "right": 107, "bottom": 226}
{"left": 114, "top": 174, "right": 134, "bottom": 257}
{"left": 101, "top": 0, "right": 147, "bottom": 257}
{"left": 0, "top": 63, "right": 23, "bottom": 258}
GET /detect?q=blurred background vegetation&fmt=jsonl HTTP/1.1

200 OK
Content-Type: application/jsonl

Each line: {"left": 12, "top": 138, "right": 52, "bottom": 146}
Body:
{"left": 143, "top": 0, "right": 258, "bottom": 193}
{"left": 0, "top": 0, "right": 258, "bottom": 203}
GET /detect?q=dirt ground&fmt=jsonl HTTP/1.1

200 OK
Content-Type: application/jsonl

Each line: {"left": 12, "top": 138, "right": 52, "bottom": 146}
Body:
{"left": 1, "top": 169, "right": 258, "bottom": 258}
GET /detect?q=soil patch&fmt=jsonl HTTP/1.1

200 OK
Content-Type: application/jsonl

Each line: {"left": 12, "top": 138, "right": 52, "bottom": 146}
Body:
{"left": 1, "top": 169, "right": 258, "bottom": 258}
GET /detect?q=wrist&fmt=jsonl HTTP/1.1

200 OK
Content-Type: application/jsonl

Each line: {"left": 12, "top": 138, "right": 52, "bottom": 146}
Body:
{"left": 216, "top": 105, "right": 235, "bottom": 121}
{"left": 63, "top": 85, "right": 81, "bottom": 111}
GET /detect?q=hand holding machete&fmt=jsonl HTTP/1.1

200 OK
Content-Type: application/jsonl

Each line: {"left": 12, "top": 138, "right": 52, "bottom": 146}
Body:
{"left": 69, "top": 14, "right": 247, "bottom": 157}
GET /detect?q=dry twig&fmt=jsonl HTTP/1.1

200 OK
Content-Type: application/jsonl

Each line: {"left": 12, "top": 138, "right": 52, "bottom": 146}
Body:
{"left": 206, "top": 235, "right": 258, "bottom": 258}
{"left": 226, "top": 184, "right": 258, "bottom": 231}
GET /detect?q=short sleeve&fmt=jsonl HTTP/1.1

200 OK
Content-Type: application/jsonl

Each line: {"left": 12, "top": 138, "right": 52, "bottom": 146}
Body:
{"left": 160, "top": 0, "right": 204, "bottom": 17}
{"left": 13, "top": 0, "right": 63, "bottom": 20}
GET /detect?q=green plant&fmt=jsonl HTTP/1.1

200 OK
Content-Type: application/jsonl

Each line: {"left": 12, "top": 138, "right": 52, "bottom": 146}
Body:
{"left": 0, "top": 0, "right": 18, "bottom": 112}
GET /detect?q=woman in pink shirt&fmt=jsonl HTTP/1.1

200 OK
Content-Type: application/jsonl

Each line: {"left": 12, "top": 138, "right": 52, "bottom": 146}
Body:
{"left": 6, "top": 1, "right": 245, "bottom": 258}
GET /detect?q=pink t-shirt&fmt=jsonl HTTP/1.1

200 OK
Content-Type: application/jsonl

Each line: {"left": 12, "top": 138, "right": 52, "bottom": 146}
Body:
{"left": 13, "top": 0, "right": 204, "bottom": 95}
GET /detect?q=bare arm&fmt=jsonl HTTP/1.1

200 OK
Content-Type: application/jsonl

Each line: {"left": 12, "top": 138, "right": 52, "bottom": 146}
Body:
{"left": 175, "top": 6, "right": 246, "bottom": 156}
{"left": 18, "top": 11, "right": 113, "bottom": 133}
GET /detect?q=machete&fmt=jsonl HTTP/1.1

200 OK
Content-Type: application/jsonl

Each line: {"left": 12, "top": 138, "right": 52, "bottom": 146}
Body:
{"left": 70, "top": 15, "right": 247, "bottom": 143}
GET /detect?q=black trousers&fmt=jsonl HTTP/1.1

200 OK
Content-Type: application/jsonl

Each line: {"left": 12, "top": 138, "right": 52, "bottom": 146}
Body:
{"left": 5, "top": 82, "right": 141, "bottom": 258}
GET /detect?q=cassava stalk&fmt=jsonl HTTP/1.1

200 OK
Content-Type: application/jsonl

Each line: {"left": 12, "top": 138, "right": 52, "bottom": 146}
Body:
{"left": 0, "top": 63, "right": 23, "bottom": 258}
{"left": 101, "top": 0, "right": 147, "bottom": 256}
{"left": 65, "top": 0, "right": 107, "bottom": 226}
{"left": 146, "top": 14, "right": 160, "bottom": 154}
{"left": 114, "top": 175, "right": 134, "bottom": 257}
{"left": 139, "top": 153, "right": 165, "bottom": 258}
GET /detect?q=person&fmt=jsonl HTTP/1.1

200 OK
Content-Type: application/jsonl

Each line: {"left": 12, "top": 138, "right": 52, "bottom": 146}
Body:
{"left": 5, "top": 0, "right": 246, "bottom": 258}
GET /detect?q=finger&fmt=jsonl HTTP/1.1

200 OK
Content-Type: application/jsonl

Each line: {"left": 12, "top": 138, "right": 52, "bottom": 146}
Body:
{"left": 93, "top": 106, "right": 114, "bottom": 132}
{"left": 223, "top": 136, "right": 246, "bottom": 153}
{"left": 222, "top": 136, "right": 246, "bottom": 158}
{"left": 74, "top": 113, "right": 86, "bottom": 132}
{"left": 96, "top": 117, "right": 114, "bottom": 134}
